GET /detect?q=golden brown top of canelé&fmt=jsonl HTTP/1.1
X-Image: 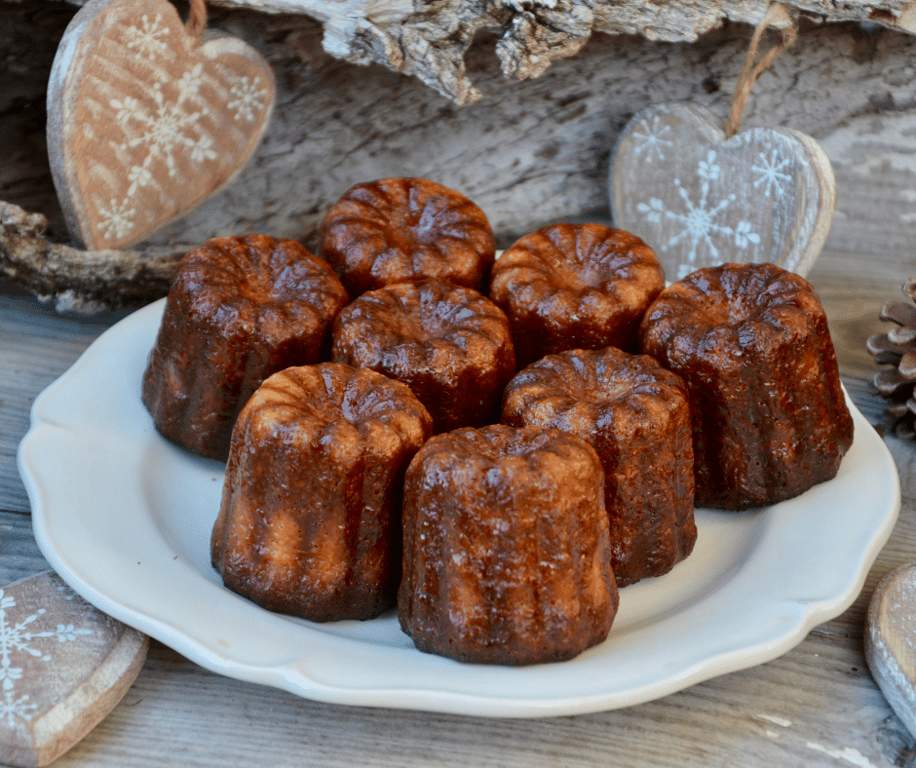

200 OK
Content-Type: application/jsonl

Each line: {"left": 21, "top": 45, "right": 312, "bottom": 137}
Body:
{"left": 239, "top": 362, "right": 433, "bottom": 450}
{"left": 318, "top": 177, "right": 496, "bottom": 296}
{"left": 331, "top": 278, "right": 515, "bottom": 385}
{"left": 408, "top": 424, "right": 604, "bottom": 504}
{"left": 488, "top": 224, "right": 665, "bottom": 365}
{"left": 490, "top": 223, "right": 664, "bottom": 318}
{"left": 170, "top": 234, "right": 349, "bottom": 345}
{"left": 502, "top": 347, "right": 689, "bottom": 443}
{"left": 639, "top": 262, "right": 829, "bottom": 372}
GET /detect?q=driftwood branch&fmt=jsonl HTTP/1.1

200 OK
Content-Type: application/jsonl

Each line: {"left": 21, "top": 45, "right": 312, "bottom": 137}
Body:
{"left": 0, "top": 201, "right": 188, "bottom": 313}
{"left": 197, "top": 0, "right": 916, "bottom": 103}
{"left": 47, "top": 0, "right": 916, "bottom": 103}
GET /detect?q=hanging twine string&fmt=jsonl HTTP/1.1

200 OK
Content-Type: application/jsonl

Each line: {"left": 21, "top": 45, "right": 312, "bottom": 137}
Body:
{"left": 724, "top": 3, "right": 798, "bottom": 137}
{"left": 186, "top": 0, "right": 208, "bottom": 44}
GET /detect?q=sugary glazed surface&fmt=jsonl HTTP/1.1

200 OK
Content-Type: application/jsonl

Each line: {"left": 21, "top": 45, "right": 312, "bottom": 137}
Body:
{"left": 319, "top": 177, "right": 496, "bottom": 296}
{"left": 639, "top": 261, "right": 855, "bottom": 510}
{"left": 489, "top": 223, "right": 665, "bottom": 367}
{"left": 502, "top": 347, "right": 696, "bottom": 587}
{"left": 398, "top": 424, "right": 618, "bottom": 665}
{"left": 142, "top": 234, "right": 349, "bottom": 461}
{"left": 212, "top": 363, "right": 432, "bottom": 622}
{"left": 332, "top": 278, "right": 515, "bottom": 433}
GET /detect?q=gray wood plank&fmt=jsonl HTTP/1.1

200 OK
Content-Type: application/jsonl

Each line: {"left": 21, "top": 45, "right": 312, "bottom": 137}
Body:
{"left": 0, "top": 290, "right": 131, "bottom": 512}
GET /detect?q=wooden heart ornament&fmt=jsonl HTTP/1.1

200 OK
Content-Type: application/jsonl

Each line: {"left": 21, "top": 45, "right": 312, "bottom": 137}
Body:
{"left": 609, "top": 103, "right": 835, "bottom": 281}
{"left": 0, "top": 571, "right": 147, "bottom": 767}
{"left": 866, "top": 562, "right": 916, "bottom": 740}
{"left": 47, "top": 0, "right": 275, "bottom": 251}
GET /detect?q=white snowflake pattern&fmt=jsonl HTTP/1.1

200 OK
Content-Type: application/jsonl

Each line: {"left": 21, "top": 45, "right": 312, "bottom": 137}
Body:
{"left": 113, "top": 69, "right": 208, "bottom": 180}
{"left": 637, "top": 150, "right": 760, "bottom": 279}
{"left": 630, "top": 115, "right": 673, "bottom": 163}
{"left": 93, "top": 15, "right": 269, "bottom": 243}
{"left": 102, "top": 57, "right": 214, "bottom": 241}
{"left": 0, "top": 586, "right": 94, "bottom": 726}
{"left": 123, "top": 13, "right": 169, "bottom": 59}
{"left": 97, "top": 197, "right": 136, "bottom": 240}
{"left": 752, "top": 148, "right": 792, "bottom": 198}
{"left": 227, "top": 76, "right": 266, "bottom": 123}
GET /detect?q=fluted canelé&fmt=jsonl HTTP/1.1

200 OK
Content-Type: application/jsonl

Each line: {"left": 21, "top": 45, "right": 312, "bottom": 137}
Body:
{"left": 639, "top": 261, "right": 854, "bottom": 510}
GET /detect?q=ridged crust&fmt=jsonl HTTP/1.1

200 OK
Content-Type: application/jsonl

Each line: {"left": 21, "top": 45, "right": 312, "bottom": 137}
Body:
{"left": 502, "top": 348, "right": 696, "bottom": 586}
{"left": 639, "top": 262, "right": 855, "bottom": 510}
{"left": 212, "top": 363, "right": 433, "bottom": 622}
{"left": 142, "top": 234, "right": 349, "bottom": 461}
{"left": 331, "top": 278, "right": 516, "bottom": 433}
{"left": 398, "top": 424, "right": 618, "bottom": 665}
{"left": 319, "top": 177, "right": 496, "bottom": 297}
{"left": 489, "top": 223, "right": 665, "bottom": 367}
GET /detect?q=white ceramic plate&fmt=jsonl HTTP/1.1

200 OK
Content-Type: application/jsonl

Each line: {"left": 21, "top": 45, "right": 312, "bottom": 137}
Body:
{"left": 20, "top": 299, "right": 900, "bottom": 718}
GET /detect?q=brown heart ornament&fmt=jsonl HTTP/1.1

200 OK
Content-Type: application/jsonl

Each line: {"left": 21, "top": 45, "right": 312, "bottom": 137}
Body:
{"left": 609, "top": 102, "right": 835, "bottom": 281}
{"left": 0, "top": 571, "right": 147, "bottom": 767}
{"left": 47, "top": 0, "right": 275, "bottom": 251}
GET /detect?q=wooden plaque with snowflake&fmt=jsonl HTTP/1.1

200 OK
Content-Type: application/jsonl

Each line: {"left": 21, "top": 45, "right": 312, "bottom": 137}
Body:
{"left": 47, "top": 0, "right": 275, "bottom": 251}
{"left": 0, "top": 572, "right": 147, "bottom": 768}
{"left": 609, "top": 103, "right": 835, "bottom": 281}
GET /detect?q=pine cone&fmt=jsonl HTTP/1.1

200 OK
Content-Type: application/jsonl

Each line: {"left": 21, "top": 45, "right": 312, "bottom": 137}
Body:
{"left": 868, "top": 277, "right": 916, "bottom": 438}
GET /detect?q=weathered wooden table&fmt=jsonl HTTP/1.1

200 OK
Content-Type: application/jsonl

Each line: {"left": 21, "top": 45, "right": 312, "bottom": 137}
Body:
{"left": 2, "top": 240, "right": 915, "bottom": 767}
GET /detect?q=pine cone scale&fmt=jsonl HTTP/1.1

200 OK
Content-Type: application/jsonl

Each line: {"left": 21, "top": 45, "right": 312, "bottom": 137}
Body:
{"left": 880, "top": 299, "right": 916, "bottom": 326}
{"left": 870, "top": 280, "right": 916, "bottom": 437}
{"left": 901, "top": 350, "right": 916, "bottom": 378}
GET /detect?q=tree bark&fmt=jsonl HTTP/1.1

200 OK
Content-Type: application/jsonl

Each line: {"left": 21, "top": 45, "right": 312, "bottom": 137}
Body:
{"left": 204, "top": 0, "right": 916, "bottom": 104}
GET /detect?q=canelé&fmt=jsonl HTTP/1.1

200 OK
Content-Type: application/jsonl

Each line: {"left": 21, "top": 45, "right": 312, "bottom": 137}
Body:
{"left": 142, "top": 234, "right": 349, "bottom": 461}
{"left": 319, "top": 177, "right": 496, "bottom": 296}
{"left": 502, "top": 347, "right": 696, "bottom": 586}
{"left": 211, "top": 363, "right": 433, "bottom": 621}
{"left": 489, "top": 223, "right": 665, "bottom": 367}
{"left": 332, "top": 278, "right": 515, "bottom": 433}
{"left": 639, "top": 261, "right": 854, "bottom": 510}
{"left": 398, "top": 424, "right": 618, "bottom": 665}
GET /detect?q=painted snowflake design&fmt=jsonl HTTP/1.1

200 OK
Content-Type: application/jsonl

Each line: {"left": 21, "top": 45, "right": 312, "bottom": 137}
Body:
{"left": 752, "top": 148, "right": 792, "bottom": 198}
{"left": 228, "top": 76, "right": 267, "bottom": 123}
{"left": 123, "top": 13, "right": 169, "bottom": 59}
{"left": 630, "top": 115, "right": 673, "bottom": 163}
{"left": 637, "top": 150, "right": 760, "bottom": 279}
{"left": 112, "top": 71, "right": 211, "bottom": 181}
{"left": 97, "top": 196, "right": 137, "bottom": 240}
{"left": 102, "top": 54, "right": 215, "bottom": 241}
{"left": 93, "top": 15, "right": 268, "bottom": 243}
{"left": 0, "top": 586, "right": 94, "bottom": 726}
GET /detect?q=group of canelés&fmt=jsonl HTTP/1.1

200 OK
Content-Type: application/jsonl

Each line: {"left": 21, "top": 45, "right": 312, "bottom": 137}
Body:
{"left": 140, "top": 178, "right": 854, "bottom": 666}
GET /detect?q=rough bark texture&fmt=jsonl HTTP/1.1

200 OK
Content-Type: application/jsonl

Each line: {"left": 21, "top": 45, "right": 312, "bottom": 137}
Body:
{"left": 0, "top": 201, "right": 188, "bottom": 313}
{"left": 167, "top": 0, "right": 916, "bottom": 104}
{"left": 4, "top": 0, "right": 916, "bottom": 312}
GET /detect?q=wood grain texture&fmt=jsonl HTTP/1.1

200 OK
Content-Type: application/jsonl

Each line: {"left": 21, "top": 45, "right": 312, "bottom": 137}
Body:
{"left": 46, "top": 0, "right": 275, "bottom": 250}
{"left": 610, "top": 102, "right": 835, "bottom": 280}
{"left": 0, "top": 201, "right": 187, "bottom": 313}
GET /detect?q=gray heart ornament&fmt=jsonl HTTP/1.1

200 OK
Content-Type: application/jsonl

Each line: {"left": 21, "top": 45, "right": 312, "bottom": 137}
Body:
{"left": 609, "top": 102, "right": 835, "bottom": 281}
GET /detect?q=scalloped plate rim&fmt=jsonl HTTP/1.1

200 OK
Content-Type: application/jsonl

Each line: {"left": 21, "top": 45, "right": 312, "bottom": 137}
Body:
{"left": 18, "top": 298, "right": 900, "bottom": 718}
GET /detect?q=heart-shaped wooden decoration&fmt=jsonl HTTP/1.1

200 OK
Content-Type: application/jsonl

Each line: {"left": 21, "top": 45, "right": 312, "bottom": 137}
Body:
{"left": 47, "top": 0, "right": 275, "bottom": 251}
{"left": 866, "top": 562, "right": 916, "bottom": 740}
{"left": 0, "top": 571, "right": 147, "bottom": 768}
{"left": 609, "top": 102, "right": 835, "bottom": 281}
